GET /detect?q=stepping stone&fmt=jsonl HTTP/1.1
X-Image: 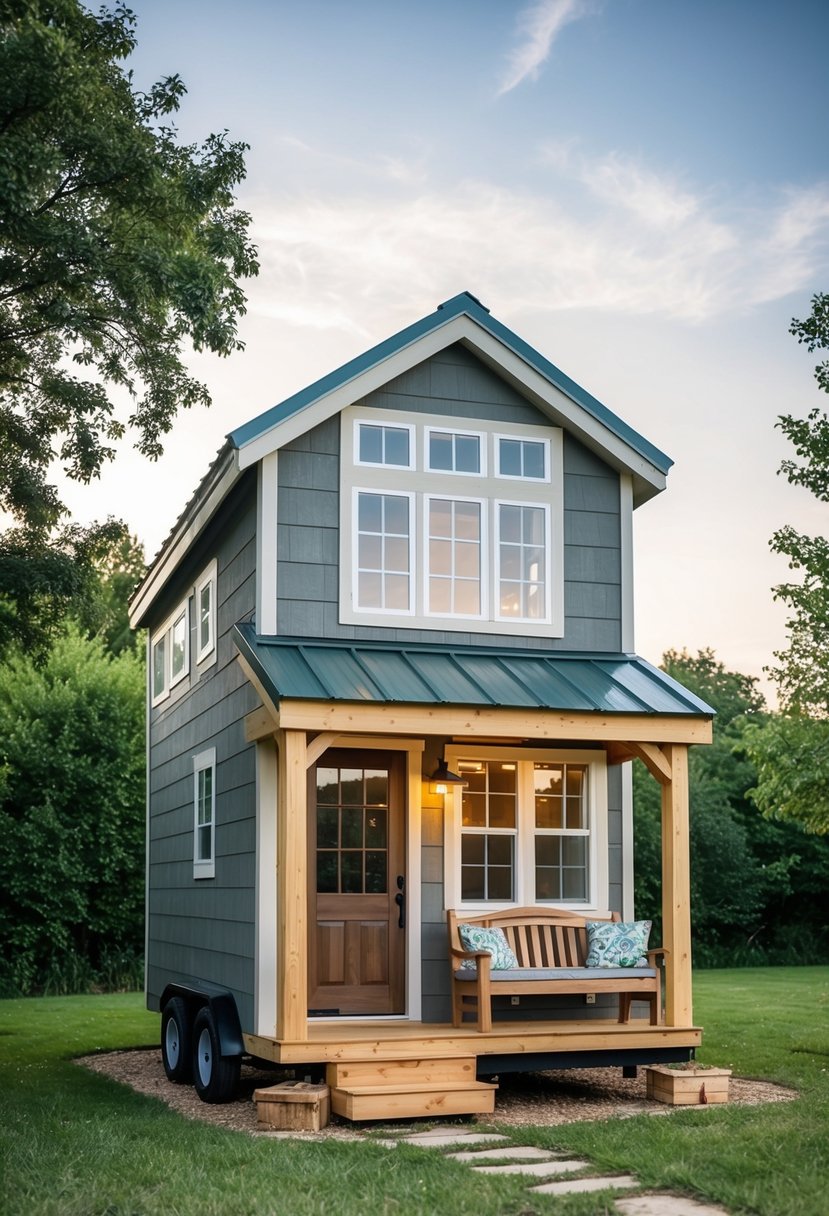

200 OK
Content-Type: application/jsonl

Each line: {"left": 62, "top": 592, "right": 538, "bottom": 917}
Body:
{"left": 472, "top": 1158, "right": 592, "bottom": 1177}
{"left": 397, "top": 1131, "right": 509, "bottom": 1148}
{"left": 531, "top": 1174, "right": 638, "bottom": 1196}
{"left": 446, "top": 1146, "right": 559, "bottom": 1163}
{"left": 617, "top": 1196, "right": 731, "bottom": 1216}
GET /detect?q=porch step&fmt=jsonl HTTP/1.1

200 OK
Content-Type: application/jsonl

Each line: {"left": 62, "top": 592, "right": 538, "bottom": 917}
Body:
{"left": 327, "top": 1055, "right": 477, "bottom": 1088}
{"left": 329, "top": 1079, "right": 497, "bottom": 1122}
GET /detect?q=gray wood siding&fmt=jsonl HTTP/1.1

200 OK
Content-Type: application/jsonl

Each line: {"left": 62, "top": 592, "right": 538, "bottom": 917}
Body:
{"left": 146, "top": 473, "right": 260, "bottom": 1029}
{"left": 276, "top": 344, "right": 622, "bottom": 652}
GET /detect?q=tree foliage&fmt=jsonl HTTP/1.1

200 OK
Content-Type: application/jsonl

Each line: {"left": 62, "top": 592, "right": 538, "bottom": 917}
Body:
{"left": 0, "top": 0, "right": 258, "bottom": 532}
{"left": 745, "top": 293, "right": 829, "bottom": 833}
{"left": 0, "top": 624, "right": 145, "bottom": 995}
{"left": 635, "top": 649, "right": 829, "bottom": 965}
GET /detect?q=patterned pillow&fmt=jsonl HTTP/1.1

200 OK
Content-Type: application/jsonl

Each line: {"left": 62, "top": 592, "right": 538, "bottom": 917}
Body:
{"left": 585, "top": 920, "right": 652, "bottom": 968}
{"left": 457, "top": 924, "right": 520, "bottom": 970}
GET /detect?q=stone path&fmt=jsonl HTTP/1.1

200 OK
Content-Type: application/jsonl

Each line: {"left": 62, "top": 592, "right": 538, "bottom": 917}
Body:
{"left": 378, "top": 1124, "right": 731, "bottom": 1214}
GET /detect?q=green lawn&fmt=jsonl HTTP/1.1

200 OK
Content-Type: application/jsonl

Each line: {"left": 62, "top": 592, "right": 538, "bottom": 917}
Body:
{"left": 1, "top": 969, "right": 827, "bottom": 1216}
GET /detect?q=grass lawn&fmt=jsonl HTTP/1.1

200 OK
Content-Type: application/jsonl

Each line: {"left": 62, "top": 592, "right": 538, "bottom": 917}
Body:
{"left": 0, "top": 969, "right": 826, "bottom": 1216}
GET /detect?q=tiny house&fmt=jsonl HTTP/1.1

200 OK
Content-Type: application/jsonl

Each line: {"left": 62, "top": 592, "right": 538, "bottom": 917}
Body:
{"left": 129, "top": 292, "right": 712, "bottom": 1117}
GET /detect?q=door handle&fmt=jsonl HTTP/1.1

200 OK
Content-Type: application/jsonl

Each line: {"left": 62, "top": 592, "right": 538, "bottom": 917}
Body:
{"left": 394, "top": 891, "right": 406, "bottom": 930}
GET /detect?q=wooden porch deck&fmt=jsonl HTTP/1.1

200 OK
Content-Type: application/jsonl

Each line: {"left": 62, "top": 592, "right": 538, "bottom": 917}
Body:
{"left": 246, "top": 1015, "right": 701, "bottom": 1066}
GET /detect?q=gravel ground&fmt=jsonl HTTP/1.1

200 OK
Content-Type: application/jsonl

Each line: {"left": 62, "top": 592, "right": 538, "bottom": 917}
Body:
{"left": 78, "top": 1049, "right": 797, "bottom": 1139}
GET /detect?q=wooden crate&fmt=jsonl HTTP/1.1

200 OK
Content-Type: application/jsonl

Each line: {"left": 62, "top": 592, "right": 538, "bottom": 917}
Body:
{"left": 254, "top": 1081, "right": 331, "bottom": 1130}
{"left": 646, "top": 1065, "right": 731, "bottom": 1106}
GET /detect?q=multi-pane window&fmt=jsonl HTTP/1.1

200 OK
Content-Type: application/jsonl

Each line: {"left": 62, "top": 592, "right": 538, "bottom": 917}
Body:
{"left": 315, "top": 765, "right": 389, "bottom": 895}
{"left": 355, "top": 491, "right": 412, "bottom": 611}
{"left": 497, "top": 503, "right": 548, "bottom": 620}
{"left": 426, "top": 429, "right": 483, "bottom": 475}
{"left": 497, "top": 436, "right": 548, "bottom": 480}
{"left": 357, "top": 422, "right": 413, "bottom": 468}
{"left": 193, "top": 749, "right": 216, "bottom": 879}
{"left": 533, "top": 762, "right": 589, "bottom": 901}
{"left": 450, "top": 755, "right": 598, "bottom": 907}
{"left": 426, "top": 497, "right": 482, "bottom": 616}
{"left": 459, "top": 761, "right": 517, "bottom": 901}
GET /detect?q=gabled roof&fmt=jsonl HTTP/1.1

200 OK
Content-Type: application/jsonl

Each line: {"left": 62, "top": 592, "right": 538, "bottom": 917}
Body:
{"left": 234, "top": 624, "right": 714, "bottom": 718}
{"left": 229, "top": 292, "right": 672, "bottom": 506}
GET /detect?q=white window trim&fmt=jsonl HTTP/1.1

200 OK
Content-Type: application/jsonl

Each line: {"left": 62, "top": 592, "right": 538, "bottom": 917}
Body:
{"left": 150, "top": 596, "right": 189, "bottom": 707}
{"left": 339, "top": 408, "right": 564, "bottom": 637}
{"left": 424, "top": 426, "right": 487, "bottom": 477}
{"left": 494, "top": 498, "right": 552, "bottom": 625}
{"left": 195, "top": 559, "right": 218, "bottom": 666}
{"left": 352, "top": 486, "right": 416, "bottom": 616}
{"left": 354, "top": 418, "right": 416, "bottom": 470}
{"left": 494, "top": 432, "right": 551, "bottom": 482}
{"left": 193, "top": 747, "right": 216, "bottom": 880}
{"left": 423, "top": 493, "right": 488, "bottom": 621}
{"left": 442, "top": 746, "right": 608, "bottom": 914}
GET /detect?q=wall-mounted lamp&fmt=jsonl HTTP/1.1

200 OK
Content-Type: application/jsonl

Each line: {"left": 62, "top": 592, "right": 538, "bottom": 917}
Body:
{"left": 428, "top": 760, "right": 466, "bottom": 795}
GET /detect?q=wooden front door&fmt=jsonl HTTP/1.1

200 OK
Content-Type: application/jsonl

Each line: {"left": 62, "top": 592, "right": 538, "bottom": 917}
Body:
{"left": 308, "top": 750, "right": 406, "bottom": 1016}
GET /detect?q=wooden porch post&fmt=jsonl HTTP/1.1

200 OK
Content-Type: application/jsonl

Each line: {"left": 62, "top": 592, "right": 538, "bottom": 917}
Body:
{"left": 661, "top": 743, "right": 693, "bottom": 1026}
{"left": 276, "top": 728, "right": 308, "bottom": 1041}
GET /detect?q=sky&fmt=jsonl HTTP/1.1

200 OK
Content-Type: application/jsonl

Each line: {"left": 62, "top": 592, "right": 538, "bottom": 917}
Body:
{"left": 60, "top": 0, "right": 829, "bottom": 701}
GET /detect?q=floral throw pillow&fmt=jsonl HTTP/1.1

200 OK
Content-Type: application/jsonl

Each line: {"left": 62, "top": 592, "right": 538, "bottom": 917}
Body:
{"left": 457, "top": 924, "right": 519, "bottom": 970}
{"left": 585, "top": 920, "right": 652, "bottom": 968}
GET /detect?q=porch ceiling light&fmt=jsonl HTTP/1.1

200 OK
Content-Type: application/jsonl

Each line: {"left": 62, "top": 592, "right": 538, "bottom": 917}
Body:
{"left": 428, "top": 760, "right": 466, "bottom": 795}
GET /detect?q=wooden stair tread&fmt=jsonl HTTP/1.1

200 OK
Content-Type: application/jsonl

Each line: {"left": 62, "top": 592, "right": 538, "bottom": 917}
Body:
{"left": 333, "top": 1080, "right": 496, "bottom": 1096}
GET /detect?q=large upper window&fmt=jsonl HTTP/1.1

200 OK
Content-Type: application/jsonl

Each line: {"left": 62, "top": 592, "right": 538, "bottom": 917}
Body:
{"left": 444, "top": 749, "right": 607, "bottom": 910}
{"left": 340, "top": 408, "right": 564, "bottom": 637}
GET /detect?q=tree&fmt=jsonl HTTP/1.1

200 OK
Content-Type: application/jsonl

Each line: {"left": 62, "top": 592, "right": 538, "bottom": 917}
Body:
{"left": 0, "top": 1, "right": 258, "bottom": 534}
{"left": 745, "top": 293, "right": 829, "bottom": 833}
{"left": 0, "top": 624, "right": 145, "bottom": 995}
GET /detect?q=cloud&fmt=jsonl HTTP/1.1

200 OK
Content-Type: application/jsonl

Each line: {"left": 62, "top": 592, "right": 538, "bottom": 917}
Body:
{"left": 244, "top": 153, "right": 829, "bottom": 337}
{"left": 498, "top": 0, "right": 594, "bottom": 96}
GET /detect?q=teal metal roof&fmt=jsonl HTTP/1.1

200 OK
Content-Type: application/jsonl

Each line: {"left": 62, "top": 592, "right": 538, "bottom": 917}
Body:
{"left": 228, "top": 292, "right": 673, "bottom": 476}
{"left": 234, "top": 624, "right": 713, "bottom": 717}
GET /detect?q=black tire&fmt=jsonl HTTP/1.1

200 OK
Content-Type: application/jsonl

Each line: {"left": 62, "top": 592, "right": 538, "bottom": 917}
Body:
{"left": 192, "top": 1005, "right": 240, "bottom": 1104}
{"left": 161, "top": 996, "right": 192, "bottom": 1083}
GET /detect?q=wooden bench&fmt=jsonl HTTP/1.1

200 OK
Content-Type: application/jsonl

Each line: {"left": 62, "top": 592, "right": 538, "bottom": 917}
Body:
{"left": 447, "top": 906, "right": 665, "bottom": 1033}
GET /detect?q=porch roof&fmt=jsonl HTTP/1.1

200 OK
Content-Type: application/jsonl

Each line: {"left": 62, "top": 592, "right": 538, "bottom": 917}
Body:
{"left": 233, "top": 624, "right": 714, "bottom": 717}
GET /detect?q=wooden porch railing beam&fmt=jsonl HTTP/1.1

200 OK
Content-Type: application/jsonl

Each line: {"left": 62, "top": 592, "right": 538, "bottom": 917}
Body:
{"left": 276, "top": 728, "right": 308, "bottom": 1041}
{"left": 661, "top": 743, "right": 693, "bottom": 1026}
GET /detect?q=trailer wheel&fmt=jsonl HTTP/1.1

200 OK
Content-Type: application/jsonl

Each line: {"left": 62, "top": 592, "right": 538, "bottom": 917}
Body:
{"left": 161, "top": 996, "right": 192, "bottom": 1083}
{"left": 192, "top": 1006, "right": 240, "bottom": 1104}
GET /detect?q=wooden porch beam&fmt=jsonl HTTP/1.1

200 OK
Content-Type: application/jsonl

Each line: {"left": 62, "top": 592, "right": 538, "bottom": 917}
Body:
{"left": 661, "top": 743, "right": 693, "bottom": 1027}
{"left": 305, "top": 732, "right": 341, "bottom": 769}
{"left": 625, "top": 742, "right": 673, "bottom": 786}
{"left": 275, "top": 728, "right": 308, "bottom": 1042}
{"left": 275, "top": 701, "right": 713, "bottom": 745}
{"left": 245, "top": 706, "right": 278, "bottom": 743}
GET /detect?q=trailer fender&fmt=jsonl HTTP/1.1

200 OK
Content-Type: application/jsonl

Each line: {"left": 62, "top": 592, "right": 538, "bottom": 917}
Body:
{"left": 159, "top": 983, "right": 244, "bottom": 1058}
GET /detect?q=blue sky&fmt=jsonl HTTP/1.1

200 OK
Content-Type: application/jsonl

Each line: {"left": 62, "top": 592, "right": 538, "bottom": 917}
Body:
{"left": 66, "top": 0, "right": 829, "bottom": 697}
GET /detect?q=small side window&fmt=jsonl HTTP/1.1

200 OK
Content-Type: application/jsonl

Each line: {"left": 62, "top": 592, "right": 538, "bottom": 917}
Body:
{"left": 170, "top": 606, "right": 189, "bottom": 686}
{"left": 196, "top": 562, "right": 217, "bottom": 664}
{"left": 151, "top": 634, "right": 168, "bottom": 704}
{"left": 193, "top": 749, "right": 216, "bottom": 879}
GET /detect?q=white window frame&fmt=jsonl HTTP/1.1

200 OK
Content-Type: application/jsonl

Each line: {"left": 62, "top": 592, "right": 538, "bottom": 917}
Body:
{"left": 423, "top": 493, "right": 488, "bottom": 621}
{"left": 443, "top": 746, "right": 608, "bottom": 914}
{"left": 193, "top": 748, "right": 216, "bottom": 880}
{"left": 494, "top": 433, "right": 550, "bottom": 482}
{"left": 352, "top": 487, "right": 416, "bottom": 615}
{"left": 354, "top": 419, "right": 416, "bottom": 470}
{"left": 494, "top": 499, "right": 552, "bottom": 624}
{"left": 150, "top": 596, "right": 189, "bottom": 707}
{"left": 195, "top": 559, "right": 218, "bottom": 665}
{"left": 339, "top": 407, "right": 564, "bottom": 636}
{"left": 424, "top": 426, "right": 487, "bottom": 477}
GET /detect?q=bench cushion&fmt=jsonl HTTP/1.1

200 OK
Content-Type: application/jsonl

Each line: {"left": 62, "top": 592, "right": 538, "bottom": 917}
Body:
{"left": 454, "top": 966, "right": 657, "bottom": 982}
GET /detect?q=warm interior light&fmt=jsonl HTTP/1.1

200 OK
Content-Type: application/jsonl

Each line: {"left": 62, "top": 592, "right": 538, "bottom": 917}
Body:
{"left": 428, "top": 760, "right": 467, "bottom": 795}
